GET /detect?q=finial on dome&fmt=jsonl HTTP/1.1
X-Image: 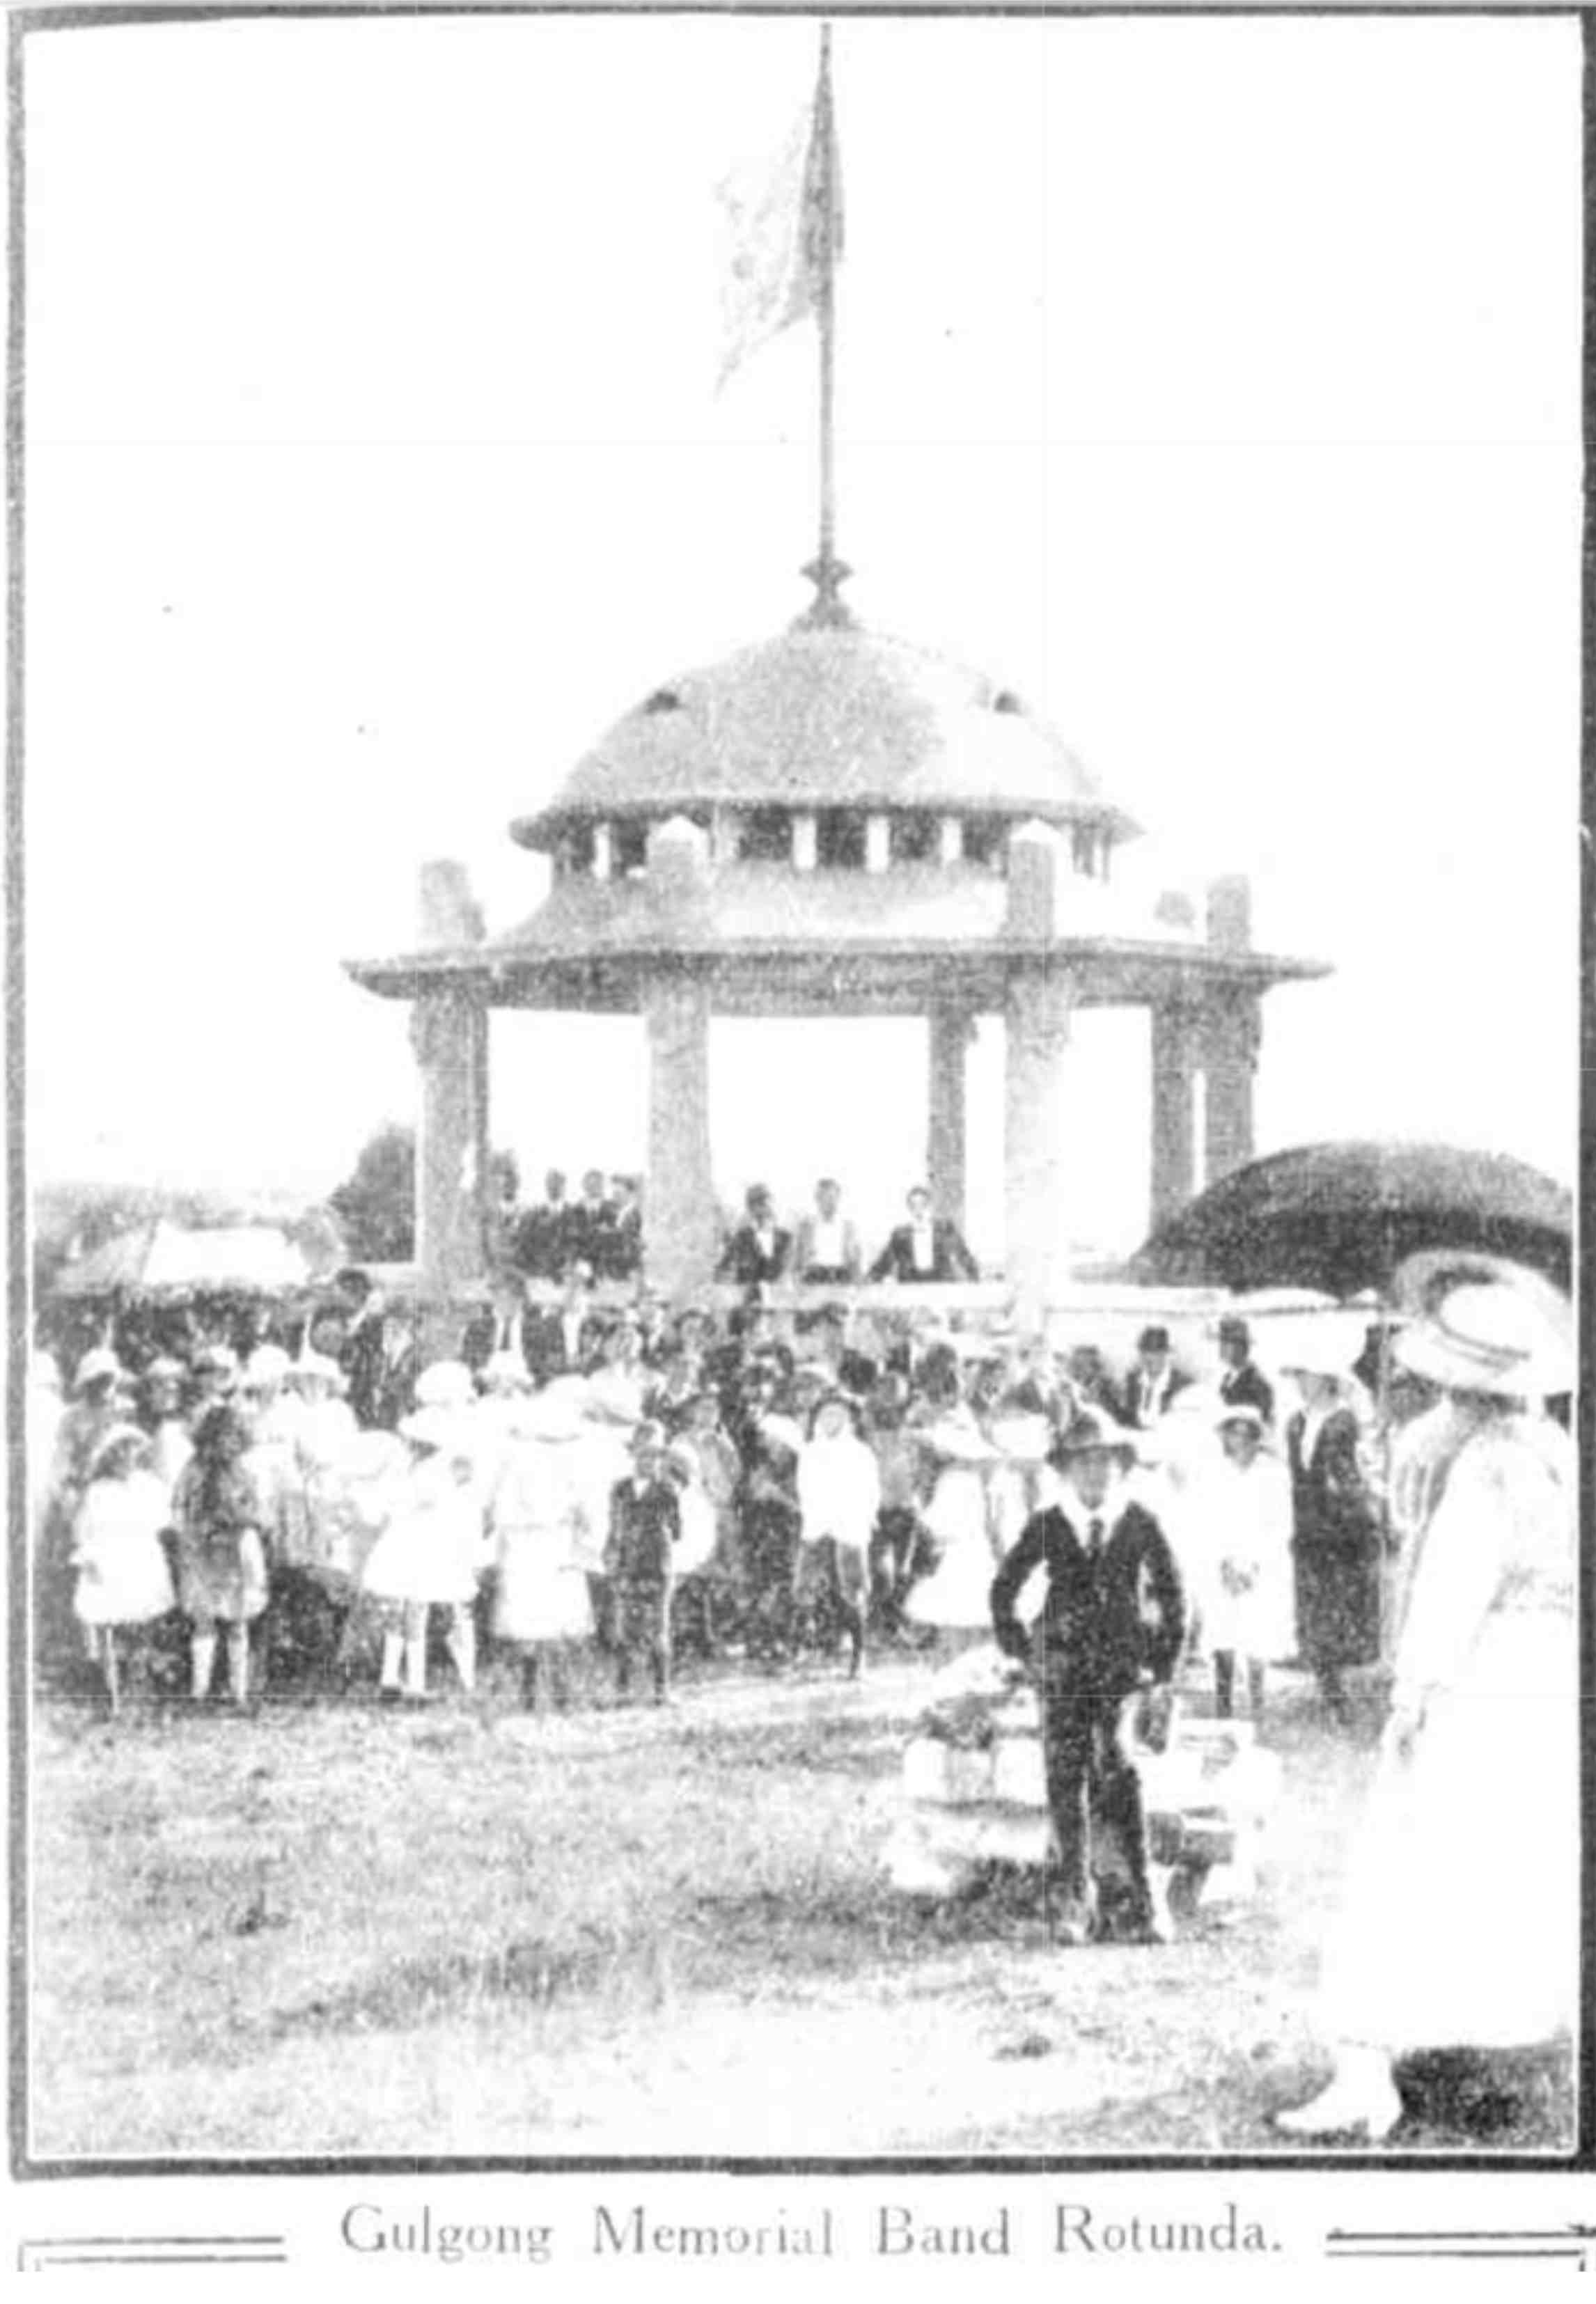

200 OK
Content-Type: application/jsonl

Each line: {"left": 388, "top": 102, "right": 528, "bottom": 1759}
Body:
{"left": 796, "top": 549, "right": 856, "bottom": 630}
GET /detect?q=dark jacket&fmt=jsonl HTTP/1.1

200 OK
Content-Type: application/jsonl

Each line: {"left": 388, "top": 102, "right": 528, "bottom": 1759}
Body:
{"left": 460, "top": 1308, "right": 540, "bottom": 1381}
{"left": 1218, "top": 1358, "right": 1276, "bottom": 1425}
{"left": 513, "top": 1202, "right": 572, "bottom": 1280}
{"left": 717, "top": 1224, "right": 793, "bottom": 1286}
{"left": 990, "top": 1498, "right": 1187, "bottom": 1700}
{"left": 868, "top": 1219, "right": 978, "bottom": 1285}
{"left": 604, "top": 1476, "right": 681, "bottom": 1587}
{"left": 1120, "top": 1366, "right": 1193, "bottom": 1431}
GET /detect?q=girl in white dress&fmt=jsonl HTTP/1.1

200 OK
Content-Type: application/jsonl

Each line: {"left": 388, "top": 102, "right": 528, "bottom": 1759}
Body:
{"left": 361, "top": 1406, "right": 486, "bottom": 1702}
{"left": 904, "top": 1379, "right": 1003, "bottom": 1651}
{"left": 71, "top": 1425, "right": 176, "bottom": 1712}
{"left": 490, "top": 1385, "right": 593, "bottom": 1709}
{"left": 796, "top": 1394, "right": 881, "bottom": 1675}
{"left": 1187, "top": 1404, "right": 1294, "bottom": 1720}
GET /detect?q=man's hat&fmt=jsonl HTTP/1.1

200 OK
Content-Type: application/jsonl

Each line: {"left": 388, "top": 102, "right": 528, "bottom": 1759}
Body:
{"left": 1136, "top": 1325, "right": 1172, "bottom": 1355}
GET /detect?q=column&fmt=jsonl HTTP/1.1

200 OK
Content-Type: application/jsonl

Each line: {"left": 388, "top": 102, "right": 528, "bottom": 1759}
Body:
{"left": 926, "top": 1007, "right": 971, "bottom": 1232}
{"left": 411, "top": 985, "right": 491, "bottom": 1298}
{"left": 1004, "top": 964, "right": 1074, "bottom": 1321}
{"left": 1201, "top": 990, "right": 1260, "bottom": 1186}
{"left": 643, "top": 966, "right": 718, "bottom": 1302}
{"left": 1149, "top": 1001, "right": 1198, "bottom": 1228}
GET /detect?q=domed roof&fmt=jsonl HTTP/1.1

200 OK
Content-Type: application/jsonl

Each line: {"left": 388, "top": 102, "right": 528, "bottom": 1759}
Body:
{"left": 511, "top": 618, "right": 1138, "bottom": 849}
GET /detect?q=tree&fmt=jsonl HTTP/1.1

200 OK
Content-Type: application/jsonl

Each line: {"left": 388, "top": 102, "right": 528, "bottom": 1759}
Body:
{"left": 329, "top": 1124, "right": 416, "bottom": 1262}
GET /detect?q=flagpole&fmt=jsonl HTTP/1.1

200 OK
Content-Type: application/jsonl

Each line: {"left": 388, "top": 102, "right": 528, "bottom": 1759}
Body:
{"left": 804, "top": 21, "right": 850, "bottom": 625}
{"left": 817, "top": 21, "right": 837, "bottom": 585}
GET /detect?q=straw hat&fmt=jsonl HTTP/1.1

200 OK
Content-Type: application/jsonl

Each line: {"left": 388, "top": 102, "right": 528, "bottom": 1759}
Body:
{"left": 414, "top": 1359, "right": 476, "bottom": 1411}
{"left": 1393, "top": 1280, "right": 1570, "bottom": 1403}
{"left": 286, "top": 1350, "right": 345, "bottom": 1394}
{"left": 513, "top": 1387, "right": 588, "bottom": 1443}
{"left": 73, "top": 1346, "right": 125, "bottom": 1394}
{"left": 1276, "top": 1329, "right": 1357, "bottom": 1381}
{"left": 88, "top": 1421, "right": 150, "bottom": 1478}
{"left": 245, "top": 1344, "right": 292, "bottom": 1390}
{"left": 399, "top": 1404, "right": 476, "bottom": 1456}
{"left": 1214, "top": 1402, "right": 1268, "bottom": 1439}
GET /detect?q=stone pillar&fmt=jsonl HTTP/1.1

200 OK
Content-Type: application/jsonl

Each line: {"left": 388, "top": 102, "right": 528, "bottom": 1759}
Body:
{"left": 1149, "top": 1001, "right": 1198, "bottom": 1228}
{"left": 643, "top": 966, "right": 718, "bottom": 1303}
{"left": 1201, "top": 991, "right": 1260, "bottom": 1186}
{"left": 865, "top": 814, "right": 890, "bottom": 874}
{"left": 926, "top": 1007, "right": 972, "bottom": 1232}
{"left": 792, "top": 812, "right": 817, "bottom": 872}
{"left": 411, "top": 985, "right": 490, "bottom": 1299}
{"left": 1004, "top": 966, "right": 1073, "bottom": 1320}
{"left": 937, "top": 815, "right": 963, "bottom": 865}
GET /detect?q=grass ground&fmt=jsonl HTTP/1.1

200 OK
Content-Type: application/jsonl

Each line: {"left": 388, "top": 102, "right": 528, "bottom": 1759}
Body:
{"left": 26, "top": 1652, "right": 1574, "bottom": 2161}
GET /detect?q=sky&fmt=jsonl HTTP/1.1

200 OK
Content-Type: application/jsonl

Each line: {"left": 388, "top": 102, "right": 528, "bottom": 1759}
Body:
{"left": 21, "top": 9, "right": 1582, "bottom": 1263}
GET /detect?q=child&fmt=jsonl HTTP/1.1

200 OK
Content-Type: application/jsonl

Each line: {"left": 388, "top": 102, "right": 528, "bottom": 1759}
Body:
{"left": 361, "top": 1404, "right": 485, "bottom": 1702}
{"left": 604, "top": 1421, "right": 680, "bottom": 1704}
{"left": 795, "top": 1393, "right": 879, "bottom": 1675}
{"left": 491, "top": 1384, "right": 593, "bottom": 1711}
{"left": 170, "top": 1402, "right": 269, "bottom": 1707}
{"left": 71, "top": 1424, "right": 176, "bottom": 1713}
{"left": 1192, "top": 1404, "right": 1294, "bottom": 1721}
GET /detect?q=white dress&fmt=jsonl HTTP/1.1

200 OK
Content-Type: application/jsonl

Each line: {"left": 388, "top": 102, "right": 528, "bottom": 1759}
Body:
{"left": 491, "top": 1436, "right": 593, "bottom": 1643}
{"left": 797, "top": 1434, "right": 881, "bottom": 1554}
{"left": 1316, "top": 1414, "right": 1577, "bottom": 2052}
{"left": 1186, "top": 1452, "right": 1295, "bottom": 1661}
{"left": 907, "top": 1408, "right": 1001, "bottom": 1629}
{"left": 361, "top": 1452, "right": 485, "bottom": 1607}
{"left": 72, "top": 1471, "right": 176, "bottom": 1626}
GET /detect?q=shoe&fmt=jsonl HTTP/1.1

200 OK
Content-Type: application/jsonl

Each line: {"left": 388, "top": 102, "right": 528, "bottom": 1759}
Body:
{"left": 1274, "top": 2075, "right": 1402, "bottom": 2142}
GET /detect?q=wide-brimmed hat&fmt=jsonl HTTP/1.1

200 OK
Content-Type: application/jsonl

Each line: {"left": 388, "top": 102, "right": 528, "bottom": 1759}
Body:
{"left": 88, "top": 1421, "right": 150, "bottom": 1477}
{"left": 286, "top": 1350, "right": 345, "bottom": 1393}
{"left": 244, "top": 1344, "right": 292, "bottom": 1390}
{"left": 73, "top": 1346, "right": 125, "bottom": 1394}
{"left": 513, "top": 1388, "right": 588, "bottom": 1443}
{"left": 1276, "top": 1329, "right": 1356, "bottom": 1381}
{"left": 1393, "top": 1280, "right": 1570, "bottom": 1402}
{"left": 1215, "top": 1402, "right": 1268, "bottom": 1439}
{"left": 193, "top": 1342, "right": 240, "bottom": 1380}
{"left": 414, "top": 1358, "right": 476, "bottom": 1411}
{"left": 141, "top": 1354, "right": 186, "bottom": 1386}
{"left": 399, "top": 1404, "right": 476, "bottom": 1456}
{"left": 1048, "top": 1406, "right": 1139, "bottom": 1468}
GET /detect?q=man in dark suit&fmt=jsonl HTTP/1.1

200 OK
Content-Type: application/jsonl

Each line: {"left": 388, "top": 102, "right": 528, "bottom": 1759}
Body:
{"left": 564, "top": 1169, "right": 618, "bottom": 1278}
{"left": 716, "top": 1186, "right": 792, "bottom": 1287}
{"left": 1120, "top": 1326, "right": 1192, "bottom": 1432}
{"left": 524, "top": 1259, "right": 600, "bottom": 1383}
{"left": 1216, "top": 1314, "right": 1275, "bottom": 1425}
{"left": 461, "top": 1271, "right": 540, "bottom": 1381}
{"left": 868, "top": 1186, "right": 978, "bottom": 1285}
{"left": 513, "top": 1168, "right": 572, "bottom": 1280}
{"left": 990, "top": 1407, "right": 1187, "bottom": 1945}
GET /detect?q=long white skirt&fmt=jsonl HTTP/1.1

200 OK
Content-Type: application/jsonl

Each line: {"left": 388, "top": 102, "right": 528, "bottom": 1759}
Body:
{"left": 1317, "top": 1613, "right": 1578, "bottom": 2052}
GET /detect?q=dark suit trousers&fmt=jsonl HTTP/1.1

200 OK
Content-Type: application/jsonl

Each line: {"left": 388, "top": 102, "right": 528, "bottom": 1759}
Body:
{"left": 1040, "top": 1685, "right": 1155, "bottom": 1927}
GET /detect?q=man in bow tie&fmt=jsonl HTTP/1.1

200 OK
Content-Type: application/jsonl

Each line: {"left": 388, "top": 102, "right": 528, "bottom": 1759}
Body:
{"left": 990, "top": 1407, "right": 1186, "bottom": 1946}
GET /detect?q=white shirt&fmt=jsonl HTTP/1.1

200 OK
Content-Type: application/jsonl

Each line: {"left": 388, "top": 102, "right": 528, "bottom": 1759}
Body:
{"left": 808, "top": 1216, "right": 847, "bottom": 1266}
{"left": 909, "top": 1221, "right": 936, "bottom": 1273}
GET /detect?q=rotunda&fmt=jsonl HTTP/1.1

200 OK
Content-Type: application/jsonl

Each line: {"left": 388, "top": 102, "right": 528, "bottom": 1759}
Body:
{"left": 346, "top": 580, "right": 1327, "bottom": 1311}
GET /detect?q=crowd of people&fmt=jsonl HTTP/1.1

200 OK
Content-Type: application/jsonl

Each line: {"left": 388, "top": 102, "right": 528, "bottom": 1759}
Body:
{"left": 30, "top": 1239, "right": 1577, "bottom": 2137}
{"left": 35, "top": 1235, "right": 1425, "bottom": 1730}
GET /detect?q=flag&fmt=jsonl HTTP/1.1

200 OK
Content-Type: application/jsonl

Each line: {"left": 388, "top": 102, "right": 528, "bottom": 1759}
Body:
{"left": 715, "top": 40, "right": 843, "bottom": 391}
